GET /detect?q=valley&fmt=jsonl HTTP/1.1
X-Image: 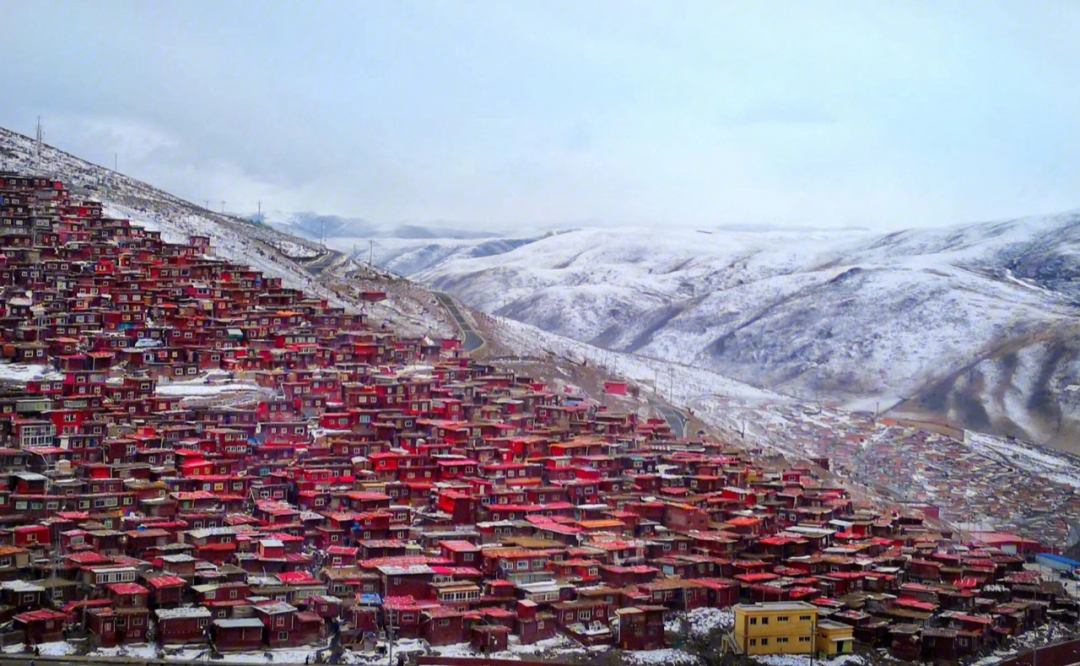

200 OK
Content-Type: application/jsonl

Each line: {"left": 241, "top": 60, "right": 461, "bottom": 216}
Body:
{"left": 337, "top": 222, "right": 1080, "bottom": 454}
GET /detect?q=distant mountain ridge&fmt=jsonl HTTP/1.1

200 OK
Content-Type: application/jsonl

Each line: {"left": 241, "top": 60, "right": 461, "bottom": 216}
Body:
{"left": 361, "top": 217, "right": 1080, "bottom": 453}
{"left": 254, "top": 210, "right": 504, "bottom": 242}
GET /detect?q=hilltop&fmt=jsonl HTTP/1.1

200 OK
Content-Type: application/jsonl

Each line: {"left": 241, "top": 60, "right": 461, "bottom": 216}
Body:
{"left": 5, "top": 124, "right": 1080, "bottom": 553}
{"left": 0, "top": 126, "right": 456, "bottom": 341}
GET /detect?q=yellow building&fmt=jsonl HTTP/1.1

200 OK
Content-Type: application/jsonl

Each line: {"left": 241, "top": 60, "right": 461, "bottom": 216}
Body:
{"left": 733, "top": 601, "right": 818, "bottom": 655}
{"left": 816, "top": 619, "right": 855, "bottom": 656}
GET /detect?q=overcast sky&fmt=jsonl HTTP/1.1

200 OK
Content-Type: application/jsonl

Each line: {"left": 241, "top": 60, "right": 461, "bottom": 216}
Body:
{"left": 2, "top": 0, "right": 1078, "bottom": 231}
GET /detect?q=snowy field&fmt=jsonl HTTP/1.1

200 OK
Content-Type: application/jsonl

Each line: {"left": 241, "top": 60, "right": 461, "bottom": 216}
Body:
{"left": 270, "top": 239, "right": 322, "bottom": 259}
{"left": 965, "top": 431, "right": 1080, "bottom": 488}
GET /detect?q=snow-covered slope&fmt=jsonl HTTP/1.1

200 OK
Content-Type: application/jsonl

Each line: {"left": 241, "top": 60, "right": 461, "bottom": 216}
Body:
{"left": 383, "top": 220, "right": 1080, "bottom": 451}
{"left": 0, "top": 126, "right": 455, "bottom": 339}
{"left": 323, "top": 233, "right": 555, "bottom": 277}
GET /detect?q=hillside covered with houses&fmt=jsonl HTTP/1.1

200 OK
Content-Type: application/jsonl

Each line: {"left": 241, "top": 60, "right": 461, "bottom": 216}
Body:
{"left": 0, "top": 171, "right": 1075, "bottom": 666}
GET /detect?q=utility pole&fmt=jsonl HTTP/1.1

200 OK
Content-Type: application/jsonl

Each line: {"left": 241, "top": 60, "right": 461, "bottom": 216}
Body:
{"left": 35, "top": 116, "right": 43, "bottom": 172}
{"left": 204, "top": 199, "right": 210, "bottom": 210}
{"left": 386, "top": 611, "right": 394, "bottom": 666}
{"left": 114, "top": 152, "right": 118, "bottom": 172}
{"left": 257, "top": 200, "right": 262, "bottom": 218}
{"left": 368, "top": 240, "right": 374, "bottom": 267}
{"left": 220, "top": 200, "right": 226, "bottom": 214}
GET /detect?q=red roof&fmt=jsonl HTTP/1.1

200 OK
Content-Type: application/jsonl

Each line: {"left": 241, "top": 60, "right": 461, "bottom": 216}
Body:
{"left": 277, "top": 571, "right": 317, "bottom": 584}
{"left": 15, "top": 609, "right": 68, "bottom": 623}
{"left": 689, "top": 578, "right": 737, "bottom": 590}
{"left": 895, "top": 597, "right": 937, "bottom": 612}
{"left": 145, "top": 575, "right": 187, "bottom": 589}
{"left": 734, "top": 572, "right": 780, "bottom": 583}
{"left": 383, "top": 596, "right": 441, "bottom": 611}
{"left": 430, "top": 566, "right": 482, "bottom": 577}
{"left": 439, "top": 540, "right": 480, "bottom": 552}
{"left": 66, "top": 552, "right": 112, "bottom": 565}
{"left": 106, "top": 583, "right": 149, "bottom": 595}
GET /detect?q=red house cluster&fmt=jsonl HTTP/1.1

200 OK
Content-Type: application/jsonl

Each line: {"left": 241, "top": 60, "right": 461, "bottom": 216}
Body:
{"left": 0, "top": 172, "right": 1073, "bottom": 662}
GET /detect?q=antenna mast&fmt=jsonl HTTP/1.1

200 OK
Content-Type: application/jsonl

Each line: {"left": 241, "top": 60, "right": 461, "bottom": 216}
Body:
{"left": 35, "top": 116, "right": 43, "bottom": 172}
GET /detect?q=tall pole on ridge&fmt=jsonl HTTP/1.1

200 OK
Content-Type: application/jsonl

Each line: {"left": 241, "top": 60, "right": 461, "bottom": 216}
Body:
{"left": 35, "top": 116, "right": 43, "bottom": 172}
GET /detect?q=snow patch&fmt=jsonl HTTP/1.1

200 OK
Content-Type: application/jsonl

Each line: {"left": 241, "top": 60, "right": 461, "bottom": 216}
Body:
{"left": 624, "top": 648, "right": 700, "bottom": 666}
{"left": 755, "top": 654, "right": 863, "bottom": 666}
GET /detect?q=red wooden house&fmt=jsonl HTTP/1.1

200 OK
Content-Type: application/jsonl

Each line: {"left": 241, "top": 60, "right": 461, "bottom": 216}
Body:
{"left": 154, "top": 606, "right": 211, "bottom": 645}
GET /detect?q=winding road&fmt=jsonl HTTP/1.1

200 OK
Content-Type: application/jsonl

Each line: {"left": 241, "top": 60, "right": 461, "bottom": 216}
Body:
{"left": 433, "top": 292, "right": 485, "bottom": 352}
{"left": 303, "top": 248, "right": 344, "bottom": 275}
{"left": 652, "top": 401, "right": 688, "bottom": 439}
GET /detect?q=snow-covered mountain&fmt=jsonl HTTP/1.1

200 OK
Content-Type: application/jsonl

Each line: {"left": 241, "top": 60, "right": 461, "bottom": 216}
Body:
{"left": 322, "top": 233, "right": 557, "bottom": 277}
{"left": 373, "top": 219, "right": 1080, "bottom": 452}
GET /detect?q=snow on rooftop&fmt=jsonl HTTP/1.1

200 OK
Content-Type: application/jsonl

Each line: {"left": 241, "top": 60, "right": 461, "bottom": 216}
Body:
{"left": 155, "top": 606, "right": 212, "bottom": 620}
{"left": 0, "top": 364, "right": 62, "bottom": 384}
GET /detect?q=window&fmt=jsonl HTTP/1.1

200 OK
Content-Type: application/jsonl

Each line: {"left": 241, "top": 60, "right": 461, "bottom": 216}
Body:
{"left": 278, "top": 631, "right": 288, "bottom": 641}
{"left": 777, "top": 616, "right": 789, "bottom": 622}
{"left": 761, "top": 638, "right": 768, "bottom": 646}
{"left": 761, "top": 617, "right": 769, "bottom": 625}
{"left": 799, "top": 636, "right": 811, "bottom": 643}
{"left": 777, "top": 637, "right": 788, "bottom": 644}
{"left": 799, "top": 615, "right": 812, "bottom": 622}
{"left": 749, "top": 639, "right": 757, "bottom": 647}
{"left": 438, "top": 619, "right": 450, "bottom": 627}
{"left": 750, "top": 618, "right": 757, "bottom": 626}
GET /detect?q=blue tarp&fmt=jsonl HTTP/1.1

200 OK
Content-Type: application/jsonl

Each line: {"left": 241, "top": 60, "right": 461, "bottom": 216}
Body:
{"left": 1036, "top": 553, "right": 1080, "bottom": 570}
{"left": 358, "top": 593, "right": 382, "bottom": 606}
